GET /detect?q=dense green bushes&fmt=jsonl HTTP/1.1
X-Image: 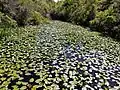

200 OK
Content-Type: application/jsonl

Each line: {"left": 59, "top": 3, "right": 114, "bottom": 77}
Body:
{"left": 53, "top": 0, "right": 120, "bottom": 39}
{"left": 28, "top": 11, "right": 48, "bottom": 25}
{"left": 52, "top": 0, "right": 95, "bottom": 25}
{"left": 90, "top": 0, "right": 120, "bottom": 38}
{"left": 0, "top": 12, "right": 17, "bottom": 28}
{"left": 0, "top": 0, "right": 55, "bottom": 40}
{"left": 0, "top": 0, "right": 54, "bottom": 27}
{"left": 1, "top": 0, "right": 120, "bottom": 39}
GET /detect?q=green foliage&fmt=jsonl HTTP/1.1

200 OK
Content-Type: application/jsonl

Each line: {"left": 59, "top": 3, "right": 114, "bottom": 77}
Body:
{"left": 90, "top": 0, "right": 120, "bottom": 38}
{"left": 54, "top": 0, "right": 120, "bottom": 39}
{"left": 0, "top": 25, "right": 38, "bottom": 89}
{"left": 28, "top": 11, "right": 48, "bottom": 25}
{"left": 0, "top": 28, "right": 11, "bottom": 40}
{"left": 53, "top": 0, "right": 95, "bottom": 25}
{"left": 0, "top": 12, "right": 17, "bottom": 28}
{"left": 19, "top": 0, "right": 54, "bottom": 16}
{"left": 0, "top": 0, "right": 54, "bottom": 26}
{"left": 0, "top": 21, "right": 120, "bottom": 89}
{"left": 90, "top": 7, "right": 117, "bottom": 30}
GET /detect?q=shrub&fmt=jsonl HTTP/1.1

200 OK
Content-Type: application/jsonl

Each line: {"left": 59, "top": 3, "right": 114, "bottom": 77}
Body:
{"left": 28, "top": 11, "right": 48, "bottom": 25}
{"left": 14, "top": 6, "right": 30, "bottom": 26}
{"left": 0, "top": 0, "right": 53, "bottom": 26}
{"left": 0, "top": 0, "right": 29, "bottom": 26}
{"left": 90, "top": 0, "right": 120, "bottom": 39}
{"left": 54, "top": 0, "right": 120, "bottom": 39}
{"left": 53, "top": 0, "right": 96, "bottom": 26}
{"left": 90, "top": 7, "right": 117, "bottom": 31}
{"left": 0, "top": 12, "right": 17, "bottom": 28}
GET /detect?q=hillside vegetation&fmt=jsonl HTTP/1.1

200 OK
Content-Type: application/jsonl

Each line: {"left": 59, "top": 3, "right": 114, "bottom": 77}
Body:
{"left": 52, "top": 0, "right": 120, "bottom": 39}
{"left": 0, "top": 0, "right": 55, "bottom": 27}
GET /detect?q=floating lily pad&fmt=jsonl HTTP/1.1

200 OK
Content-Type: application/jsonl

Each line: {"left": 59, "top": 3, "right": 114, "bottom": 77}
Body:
{"left": 29, "top": 78, "right": 34, "bottom": 83}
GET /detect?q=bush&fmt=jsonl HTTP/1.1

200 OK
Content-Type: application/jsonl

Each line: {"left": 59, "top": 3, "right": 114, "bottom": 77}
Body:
{"left": 28, "top": 11, "right": 48, "bottom": 25}
{"left": 54, "top": 0, "right": 120, "bottom": 39}
{"left": 0, "top": 0, "right": 30, "bottom": 26}
{"left": 14, "top": 6, "right": 30, "bottom": 26}
{"left": 90, "top": 7, "right": 117, "bottom": 31}
{"left": 53, "top": 0, "right": 95, "bottom": 26}
{"left": 0, "top": 0, "right": 54, "bottom": 26}
{"left": 90, "top": 0, "right": 120, "bottom": 39}
{"left": 0, "top": 12, "right": 17, "bottom": 28}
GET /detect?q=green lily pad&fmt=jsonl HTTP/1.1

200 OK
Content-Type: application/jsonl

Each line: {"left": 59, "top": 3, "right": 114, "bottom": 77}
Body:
{"left": 20, "top": 86, "right": 27, "bottom": 90}
{"left": 29, "top": 78, "right": 34, "bottom": 82}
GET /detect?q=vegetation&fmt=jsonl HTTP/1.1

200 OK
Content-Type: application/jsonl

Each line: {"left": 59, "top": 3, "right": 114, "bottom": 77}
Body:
{"left": 0, "top": 0, "right": 54, "bottom": 26}
{"left": 0, "top": 25, "right": 38, "bottom": 89}
{"left": 0, "top": 12, "right": 17, "bottom": 28}
{"left": 90, "top": 0, "right": 120, "bottom": 39}
{"left": 0, "top": 0, "right": 120, "bottom": 89}
{"left": 0, "top": 21, "right": 120, "bottom": 89}
{"left": 54, "top": 0, "right": 95, "bottom": 25}
{"left": 53, "top": 0, "right": 120, "bottom": 39}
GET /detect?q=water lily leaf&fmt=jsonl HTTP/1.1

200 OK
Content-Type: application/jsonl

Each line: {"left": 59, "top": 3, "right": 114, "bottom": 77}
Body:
{"left": 32, "top": 85, "right": 39, "bottom": 90}
{"left": 16, "top": 81, "right": 22, "bottom": 85}
{"left": 25, "top": 73, "right": 31, "bottom": 75}
{"left": 12, "top": 85, "right": 19, "bottom": 90}
{"left": 35, "top": 79, "right": 41, "bottom": 84}
{"left": 20, "top": 86, "right": 27, "bottom": 90}
{"left": 1, "top": 77, "right": 6, "bottom": 81}
{"left": 22, "top": 82, "right": 28, "bottom": 85}
{"left": 29, "top": 78, "right": 34, "bottom": 82}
